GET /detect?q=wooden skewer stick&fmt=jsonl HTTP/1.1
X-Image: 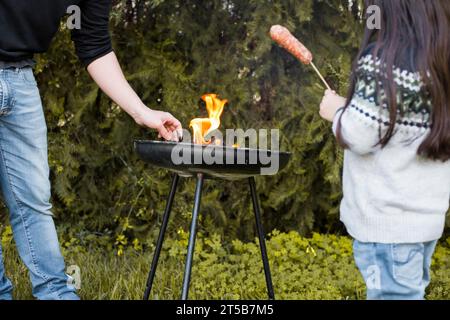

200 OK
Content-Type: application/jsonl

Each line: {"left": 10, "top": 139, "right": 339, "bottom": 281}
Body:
{"left": 310, "top": 61, "right": 332, "bottom": 91}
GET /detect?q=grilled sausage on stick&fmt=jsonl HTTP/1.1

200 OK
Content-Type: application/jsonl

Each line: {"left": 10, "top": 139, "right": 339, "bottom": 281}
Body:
{"left": 270, "top": 25, "right": 332, "bottom": 90}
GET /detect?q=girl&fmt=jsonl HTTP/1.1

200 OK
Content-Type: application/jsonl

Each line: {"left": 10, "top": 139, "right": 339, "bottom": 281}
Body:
{"left": 319, "top": 0, "right": 450, "bottom": 300}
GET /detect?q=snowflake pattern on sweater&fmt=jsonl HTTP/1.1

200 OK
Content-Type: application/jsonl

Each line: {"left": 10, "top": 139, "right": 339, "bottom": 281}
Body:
{"left": 349, "top": 54, "right": 432, "bottom": 132}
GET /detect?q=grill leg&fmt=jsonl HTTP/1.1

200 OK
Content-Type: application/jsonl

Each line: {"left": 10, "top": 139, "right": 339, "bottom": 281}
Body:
{"left": 249, "top": 177, "right": 275, "bottom": 300}
{"left": 143, "top": 174, "right": 180, "bottom": 300}
{"left": 181, "top": 173, "right": 204, "bottom": 300}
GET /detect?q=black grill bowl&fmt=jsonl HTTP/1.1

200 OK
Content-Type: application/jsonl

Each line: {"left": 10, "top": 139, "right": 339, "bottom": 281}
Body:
{"left": 134, "top": 140, "right": 291, "bottom": 180}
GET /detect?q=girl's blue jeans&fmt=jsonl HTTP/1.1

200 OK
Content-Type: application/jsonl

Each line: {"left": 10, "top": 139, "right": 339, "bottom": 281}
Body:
{"left": 353, "top": 240, "right": 438, "bottom": 300}
{"left": 0, "top": 67, "right": 79, "bottom": 300}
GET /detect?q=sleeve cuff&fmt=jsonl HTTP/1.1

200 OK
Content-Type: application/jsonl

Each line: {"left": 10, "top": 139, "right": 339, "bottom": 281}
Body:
{"left": 332, "top": 107, "right": 346, "bottom": 136}
{"left": 83, "top": 48, "right": 114, "bottom": 68}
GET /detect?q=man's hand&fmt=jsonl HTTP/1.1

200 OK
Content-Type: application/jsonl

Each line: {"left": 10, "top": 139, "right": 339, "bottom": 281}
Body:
{"left": 319, "top": 89, "right": 347, "bottom": 122}
{"left": 133, "top": 107, "right": 183, "bottom": 141}
{"left": 87, "top": 52, "right": 183, "bottom": 141}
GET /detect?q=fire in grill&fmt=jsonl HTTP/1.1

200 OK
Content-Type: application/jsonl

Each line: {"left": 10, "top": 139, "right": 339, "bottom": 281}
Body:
{"left": 136, "top": 94, "right": 291, "bottom": 300}
{"left": 136, "top": 94, "right": 290, "bottom": 180}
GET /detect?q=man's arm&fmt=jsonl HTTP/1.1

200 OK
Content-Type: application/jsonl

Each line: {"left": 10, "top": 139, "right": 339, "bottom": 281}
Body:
{"left": 87, "top": 52, "right": 182, "bottom": 141}
{"left": 72, "top": 0, "right": 181, "bottom": 140}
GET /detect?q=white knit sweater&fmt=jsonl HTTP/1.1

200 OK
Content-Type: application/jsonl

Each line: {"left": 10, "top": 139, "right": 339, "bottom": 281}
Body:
{"left": 333, "top": 54, "right": 450, "bottom": 244}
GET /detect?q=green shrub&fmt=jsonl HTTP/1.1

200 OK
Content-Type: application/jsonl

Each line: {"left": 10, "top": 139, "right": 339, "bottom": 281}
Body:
{"left": 163, "top": 231, "right": 449, "bottom": 300}
{"left": 171, "top": 230, "right": 366, "bottom": 300}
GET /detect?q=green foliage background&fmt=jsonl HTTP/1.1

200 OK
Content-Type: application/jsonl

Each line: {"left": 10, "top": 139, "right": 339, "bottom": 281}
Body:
{"left": 1, "top": 0, "right": 446, "bottom": 248}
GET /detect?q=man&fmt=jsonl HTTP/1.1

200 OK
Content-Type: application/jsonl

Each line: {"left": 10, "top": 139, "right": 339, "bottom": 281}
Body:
{"left": 0, "top": 0, "right": 182, "bottom": 300}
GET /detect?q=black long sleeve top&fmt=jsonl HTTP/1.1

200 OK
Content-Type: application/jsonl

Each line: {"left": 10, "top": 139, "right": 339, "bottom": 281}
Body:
{"left": 0, "top": 0, "right": 113, "bottom": 66}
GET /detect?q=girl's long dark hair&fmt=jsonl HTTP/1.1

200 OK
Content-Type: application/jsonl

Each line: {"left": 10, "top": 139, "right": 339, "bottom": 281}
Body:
{"left": 336, "top": 0, "right": 450, "bottom": 161}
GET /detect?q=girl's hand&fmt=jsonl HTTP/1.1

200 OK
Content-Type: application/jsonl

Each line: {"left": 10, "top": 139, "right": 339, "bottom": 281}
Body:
{"left": 319, "top": 90, "right": 347, "bottom": 122}
{"left": 134, "top": 107, "right": 183, "bottom": 141}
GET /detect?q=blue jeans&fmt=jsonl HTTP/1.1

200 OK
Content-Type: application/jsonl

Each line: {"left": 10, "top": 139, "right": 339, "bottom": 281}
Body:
{"left": 353, "top": 240, "right": 438, "bottom": 300}
{"left": 0, "top": 67, "right": 79, "bottom": 300}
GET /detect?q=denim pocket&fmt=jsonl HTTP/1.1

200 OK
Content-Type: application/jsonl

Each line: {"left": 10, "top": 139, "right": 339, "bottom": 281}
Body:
{"left": 0, "top": 78, "right": 13, "bottom": 116}
{"left": 20, "top": 68, "right": 37, "bottom": 87}
{"left": 392, "top": 243, "right": 424, "bottom": 284}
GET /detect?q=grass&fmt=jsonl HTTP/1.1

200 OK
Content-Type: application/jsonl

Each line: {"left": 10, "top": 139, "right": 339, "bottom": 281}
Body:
{"left": 2, "top": 231, "right": 449, "bottom": 300}
{"left": 4, "top": 244, "right": 175, "bottom": 300}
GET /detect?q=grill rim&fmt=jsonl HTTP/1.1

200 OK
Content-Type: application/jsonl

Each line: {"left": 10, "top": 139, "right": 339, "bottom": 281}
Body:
{"left": 134, "top": 139, "right": 292, "bottom": 155}
{"left": 134, "top": 140, "right": 292, "bottom": 180}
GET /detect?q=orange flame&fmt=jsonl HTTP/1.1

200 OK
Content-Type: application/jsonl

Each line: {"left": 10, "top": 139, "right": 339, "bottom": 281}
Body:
{"left": 190, "top": 94, "right": 228, "bottom": 145}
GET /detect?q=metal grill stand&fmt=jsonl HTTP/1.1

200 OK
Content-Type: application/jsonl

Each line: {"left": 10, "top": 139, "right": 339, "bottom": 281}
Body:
{"left": 143, "top": 173, "right": 275, "bottom": 300}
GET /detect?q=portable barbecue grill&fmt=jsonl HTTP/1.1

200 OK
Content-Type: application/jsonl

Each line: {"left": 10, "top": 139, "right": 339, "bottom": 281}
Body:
{"left": 135, "top": 140, "right": 291, "bottom": 300}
